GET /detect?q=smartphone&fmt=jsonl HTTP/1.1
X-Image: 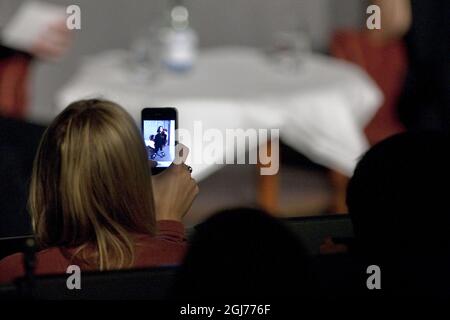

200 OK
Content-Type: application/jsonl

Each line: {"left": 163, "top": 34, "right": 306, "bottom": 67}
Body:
{"left": 141, "top": 107, "right": 178, "bottom": 174}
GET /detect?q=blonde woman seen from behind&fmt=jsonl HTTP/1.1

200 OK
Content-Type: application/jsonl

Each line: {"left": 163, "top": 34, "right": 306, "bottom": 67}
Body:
{"left": 0, "top": 99, "right": 198, "bottom": 284}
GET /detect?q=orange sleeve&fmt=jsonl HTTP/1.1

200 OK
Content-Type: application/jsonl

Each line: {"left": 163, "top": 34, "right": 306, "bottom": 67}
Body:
{"left": 0, "top": 252, "right": 25, "bottom": 284}
{"left": 155, "top": 220, "right": 186, "bottom": 243}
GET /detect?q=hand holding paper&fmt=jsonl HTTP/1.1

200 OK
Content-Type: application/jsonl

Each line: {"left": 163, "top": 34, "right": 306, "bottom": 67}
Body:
{"left": 1, "top": 1, "right": 72, "bottom": 60}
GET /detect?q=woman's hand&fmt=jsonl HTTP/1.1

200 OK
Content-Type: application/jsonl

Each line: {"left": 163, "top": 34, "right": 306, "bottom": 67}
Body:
{"left": 30, "top": 19, "right": 73, "bottom": 61}
{"left": 151, "top": 144, "right": 199, "bottom": 222}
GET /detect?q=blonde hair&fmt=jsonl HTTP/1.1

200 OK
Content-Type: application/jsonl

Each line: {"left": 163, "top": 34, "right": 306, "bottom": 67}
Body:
{"left": 29, "top": 99, "right": 156, "bottom": 270}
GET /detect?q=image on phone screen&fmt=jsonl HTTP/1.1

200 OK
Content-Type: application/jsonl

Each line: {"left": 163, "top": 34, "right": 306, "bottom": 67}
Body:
{"left": 143, "top": 120, "right": 176, "bottom": 168}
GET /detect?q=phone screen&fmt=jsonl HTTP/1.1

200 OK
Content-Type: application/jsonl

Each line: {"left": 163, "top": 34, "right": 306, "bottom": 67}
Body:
{"left": 143, "top": 119, "right": 176, "bottom": 168}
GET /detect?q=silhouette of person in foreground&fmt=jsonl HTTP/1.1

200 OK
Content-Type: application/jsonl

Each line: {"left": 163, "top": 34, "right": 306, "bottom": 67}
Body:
{"left": 347, "top": 132, "right": 450, "bottom": 297}
{"left": 172, "top": 208, "right": 310, "bottom": 299}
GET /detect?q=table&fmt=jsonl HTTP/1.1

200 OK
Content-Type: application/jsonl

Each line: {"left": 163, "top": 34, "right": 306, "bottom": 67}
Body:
{"left": 56, "top": 47, "right": 382, "bottom": 181}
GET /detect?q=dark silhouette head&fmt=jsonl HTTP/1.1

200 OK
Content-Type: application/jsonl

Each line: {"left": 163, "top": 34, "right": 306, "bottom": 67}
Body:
{"left": 347, "top": 132, "right": 450, "bottom": 258}
{"left": 172, "top": 208, "right": 309, "bottom": 299}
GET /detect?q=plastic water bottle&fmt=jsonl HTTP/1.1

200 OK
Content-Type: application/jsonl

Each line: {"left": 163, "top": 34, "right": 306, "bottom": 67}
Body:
{"left": 160, "top": 4, "right": 198, "bottom": 73}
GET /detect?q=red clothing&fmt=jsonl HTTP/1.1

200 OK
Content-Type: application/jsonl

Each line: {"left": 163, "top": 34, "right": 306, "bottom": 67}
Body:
{"left": 0, "top": 220, "right": 186, "bottom": 284}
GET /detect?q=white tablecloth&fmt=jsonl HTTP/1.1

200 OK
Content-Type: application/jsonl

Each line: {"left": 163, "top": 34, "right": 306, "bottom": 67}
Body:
{"left": 56, "top": 47, "right": 382, "bottom": 179}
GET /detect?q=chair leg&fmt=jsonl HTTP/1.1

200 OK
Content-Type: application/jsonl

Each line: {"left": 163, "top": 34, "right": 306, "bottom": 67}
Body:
{"left": 328, "top": 169, "right": 349, "bottom": 214}
{"left": 257, "top": 139, "right": 279, "bottom": 214}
